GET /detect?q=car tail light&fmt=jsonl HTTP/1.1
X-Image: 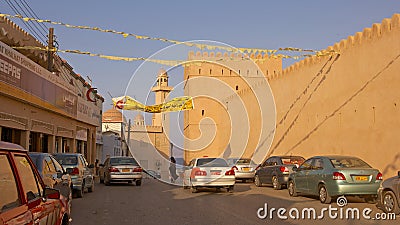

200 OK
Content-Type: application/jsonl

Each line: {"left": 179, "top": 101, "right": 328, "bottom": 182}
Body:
{"left": 280, "top": 166, "right": 289, "bottom": 173}
{"left": 225, "top": 169, "right": 235, "bottom": 176}
{"left": 194, "top": 170, "right": 207, "bottom": 176}
{"left": 376, "top": 172, "right": 383, "bottom": 180}
{"left": 133, "top": 167, "right": 143, "bottom": 172}
{"left": 109, "top": 167, "right": 119, "bottom": 172}
{"left": 333, "top": 172, "right": 346, "bottom": 180}
{"left": 69, "top": 167, "right": 79, "bottom": 175}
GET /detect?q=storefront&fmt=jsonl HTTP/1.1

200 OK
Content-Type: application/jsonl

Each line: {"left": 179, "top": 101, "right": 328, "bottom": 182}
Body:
{"left": 0, "top": 39, "right": 103, "bottom": 163}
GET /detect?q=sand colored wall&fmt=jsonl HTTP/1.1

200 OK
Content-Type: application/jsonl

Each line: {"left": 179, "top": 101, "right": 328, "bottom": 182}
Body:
{"left": 183, "top": 52, "right": 280, "bottom": 164}
{"left": 184, "top": 14, "right": 400, "bottom": 177}
{"left": 269, "top": 14, "right": 400, "bottom": 177}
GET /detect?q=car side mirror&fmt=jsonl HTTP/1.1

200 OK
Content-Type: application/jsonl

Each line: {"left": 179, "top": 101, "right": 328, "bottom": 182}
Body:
{"left": 88, "top": 164, "right": 94, "bottom": 168}
{"left": 43, "top": 187, "right": 60, "bottom": 199}
{"left": 292, "top": 167, "right": 298, "bottom": 172}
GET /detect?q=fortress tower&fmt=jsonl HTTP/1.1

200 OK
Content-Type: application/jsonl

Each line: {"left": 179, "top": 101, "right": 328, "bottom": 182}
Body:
{"left": 183, "top": 52, "right": 282, "bottom": 163}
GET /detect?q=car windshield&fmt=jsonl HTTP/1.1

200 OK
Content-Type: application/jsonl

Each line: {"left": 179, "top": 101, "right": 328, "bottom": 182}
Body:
{"left": 330, "top": 157, "right": 371, "bottom": 169}
{"left": 53, "top": 155, "right": 78, "bottom": 165}
{"left": 281, "top": 156, "right": 305, "bottom": 165}
{"left": 197, "top": 158, "right": 228, "bottom": 167}
{"left": 110, "top": 157, "right": 139, "bottom": 166}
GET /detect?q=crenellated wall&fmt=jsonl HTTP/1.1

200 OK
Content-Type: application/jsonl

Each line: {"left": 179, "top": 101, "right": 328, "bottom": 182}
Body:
{"left": 183, "top": 13, "right": 400, "bottom": 177}
{"left": 269, "top": 13, "right": 400, "bottom": 177}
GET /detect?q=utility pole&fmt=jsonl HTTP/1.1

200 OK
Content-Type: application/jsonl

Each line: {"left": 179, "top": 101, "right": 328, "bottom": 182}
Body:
{"left": 47, "top": 27, "right": 54, "bottom": 72}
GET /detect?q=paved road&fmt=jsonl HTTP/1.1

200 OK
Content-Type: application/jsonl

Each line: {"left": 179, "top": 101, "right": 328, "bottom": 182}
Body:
{"left": 70, "top": 179, "right": 398, "bottom": 225}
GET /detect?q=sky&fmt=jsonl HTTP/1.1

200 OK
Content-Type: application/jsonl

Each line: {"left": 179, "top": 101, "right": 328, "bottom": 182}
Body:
{"left": 1, "top": 0, "right": 400, "bottom": 153}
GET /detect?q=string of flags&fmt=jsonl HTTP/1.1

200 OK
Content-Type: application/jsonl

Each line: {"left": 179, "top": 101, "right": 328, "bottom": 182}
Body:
{"left": 11, "top": 46, "right": 337, "bottom": 66}
{"left": 1, "top": 13, "right": 338, "bottom": 56}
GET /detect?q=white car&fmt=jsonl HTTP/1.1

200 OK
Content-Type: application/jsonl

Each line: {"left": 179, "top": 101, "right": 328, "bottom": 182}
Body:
{"left": 183, "top": 157, "right": 235, "bottom": 193}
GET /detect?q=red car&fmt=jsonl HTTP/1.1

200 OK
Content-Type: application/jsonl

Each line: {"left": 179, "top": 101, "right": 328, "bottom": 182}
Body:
{"left": 0, "top": 141, "right": 69, "bottom": 225}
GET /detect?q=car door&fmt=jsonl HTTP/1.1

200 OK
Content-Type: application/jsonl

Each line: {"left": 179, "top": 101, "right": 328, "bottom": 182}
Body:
{"left": 0, "top": 152, "right": 33, "bottom": 224}
{"left": 258, "top": 158, "right": 272, "bottom": 184}
{"left": 307, "top": 158, "right": 325, "bottom": 195}
{"left": 79, "top": 155, "right": 93, "bottom": 188}
{"left": 264, "top": 157, "right": 277, "bottom": 184}
{"left": 13, "top": 153, "right": 61, "bottom": 225}
{"left": 293, "top": 158, "right": 313, "bottom": 193}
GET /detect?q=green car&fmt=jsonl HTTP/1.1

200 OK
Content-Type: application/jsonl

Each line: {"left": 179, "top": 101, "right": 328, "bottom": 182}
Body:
{"left": 288, "top": 155, "right": 383, "bottom": 203}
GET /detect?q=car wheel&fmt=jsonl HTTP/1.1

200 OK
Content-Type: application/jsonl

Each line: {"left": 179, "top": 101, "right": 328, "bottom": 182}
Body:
{"left": 227, "top": 186, "right": 234, "bottom": 193}
{"left": 88, "top": 180, "right": 94, "bottom": 193}
{"left": 383, "top": 191, "right": 400, "bottom": 214}
{"left": 288, "top": 180, "right": 297, "bottom": 197}
{"left": 76, "top": 182, "right": 84, "bottom": 198}
{"left": 136, "top": 179, "right": 142, "bottom": 186}
{"left": 255, "top": 175, "right": 262, "bottom": 187}
{"left": 319, "top": 185, "right": 332, "bottom": 204}
{"left": 272, "top": 176, "right": 282, "bottom": 190}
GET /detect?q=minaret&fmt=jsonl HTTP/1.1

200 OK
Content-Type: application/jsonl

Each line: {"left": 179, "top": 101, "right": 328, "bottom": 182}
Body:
{"left": 151, "top": 68, "right": 173, "bottom": 127}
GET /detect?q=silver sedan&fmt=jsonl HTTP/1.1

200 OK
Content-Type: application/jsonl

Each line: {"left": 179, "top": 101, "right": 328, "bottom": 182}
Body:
{"left": 99, "top": 156, "right": 143, "bottom": 186}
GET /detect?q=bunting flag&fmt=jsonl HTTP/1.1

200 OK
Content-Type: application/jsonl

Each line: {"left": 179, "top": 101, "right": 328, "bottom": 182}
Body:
{"left": 1, "top": 13, "right": 336, "bottom": 55}
{"left": 11, "top": 46, "right": 338, "bottom": 66}
{"left": 112, "top": 96, "right": 194, "bottom": 113}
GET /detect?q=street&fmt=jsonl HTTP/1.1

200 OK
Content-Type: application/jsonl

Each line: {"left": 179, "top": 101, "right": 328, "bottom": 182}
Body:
{"left": 71, "top": 178, "right": 398, "bottom": 225}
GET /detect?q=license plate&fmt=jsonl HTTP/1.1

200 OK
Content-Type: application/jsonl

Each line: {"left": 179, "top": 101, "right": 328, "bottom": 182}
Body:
{"left": 242, "top": 167, "right": 250, "bottom": 172}
{"left": 211, "top": 170, "right": 221, "bottom": 175}
{"left": 122, "top": 168, "right": 130, "bottom": 173}
{"left": 354, "top": 176, "right": 368, "bottom": 181}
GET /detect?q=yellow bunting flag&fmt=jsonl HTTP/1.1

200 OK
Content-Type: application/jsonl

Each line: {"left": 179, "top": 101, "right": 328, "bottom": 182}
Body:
{"left": 112, "top": 96, "right": 194, "bottom": 113}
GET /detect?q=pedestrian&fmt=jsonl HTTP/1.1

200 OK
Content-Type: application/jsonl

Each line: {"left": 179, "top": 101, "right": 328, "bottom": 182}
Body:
{"left": 169, "top": 157, "right": 178, "bottom": 183}
{"left": 95, "top": 159, "right": 99, "bottom": 176}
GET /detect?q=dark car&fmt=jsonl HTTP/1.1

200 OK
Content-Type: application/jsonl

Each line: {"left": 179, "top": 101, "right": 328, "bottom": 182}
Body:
{"left": 29, "top": 152, "right": 72, "bottom": 221}
{"left": 255, "top": 156, "right": 305, "bottom": 189}
{"left": 0, "top": 141, "right": 69, "bottom": 225}
{"left": 52, "top": 153, "right": 95, "bottom": 198}
{"left": 377, "top": 171, "right": 400, "bottom": 214}
{"left": 288, "top": 156, "right": 382, "bottom": 204}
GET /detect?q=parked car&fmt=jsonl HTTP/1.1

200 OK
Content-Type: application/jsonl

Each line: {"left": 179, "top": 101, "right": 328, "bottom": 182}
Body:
{"left": 255, "top": 155, "right": 305, "bottom": 189}
{"left": 377, "top": 171, "right": 400, "bottom": 214}
{"left": 99, "top": 156, "right": 143, "bottom": 186}
{"left": 288, "top": 155, "right": 383, "bottom": 203}
{"left": 29, "top": 152, "right": 72, "bottom": 221}
{"left": 183, "top": 157, "right": 235, "bottom": 193}
{"left": 52, "top": 153, "right": 95, "bottom": 198}
{"left": 144, "top": 169, "right": 161, "bottom": 179}
{"left": 227, "top": 158, "right": 258, "bottom": 182}
{"left": 0, "top": 141, "right": 69, "bottom": 225}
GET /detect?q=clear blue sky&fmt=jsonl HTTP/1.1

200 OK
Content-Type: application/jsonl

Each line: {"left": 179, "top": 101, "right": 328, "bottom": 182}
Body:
{"left": 1, "top": 0, "right": 399, "bottom": 110}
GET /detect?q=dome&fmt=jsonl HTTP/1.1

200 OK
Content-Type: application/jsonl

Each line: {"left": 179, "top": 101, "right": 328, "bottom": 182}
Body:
{"left": 102, "top": 108, "right": 126, "bottom": 123}
{"left": 158, "top": 68, "right": 168, "bottom": 77}
{"left": 134, "top": 113, "right": 144, "bottom": 122}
